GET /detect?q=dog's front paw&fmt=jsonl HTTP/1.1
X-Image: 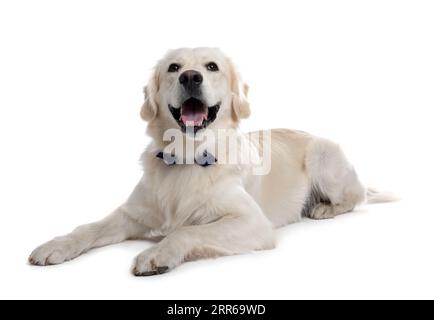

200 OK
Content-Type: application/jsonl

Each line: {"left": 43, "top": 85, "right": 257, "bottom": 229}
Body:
{"left": 132, "top": 245, "right": 181, "bottom": 276}
{"left": 28, "top": 236, "right": 81, "bottom": 266}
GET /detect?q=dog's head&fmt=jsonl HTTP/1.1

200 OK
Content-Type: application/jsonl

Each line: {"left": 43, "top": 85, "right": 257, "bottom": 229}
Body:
{"left": 141, "top": 48, "right": 250, "bottom": 136}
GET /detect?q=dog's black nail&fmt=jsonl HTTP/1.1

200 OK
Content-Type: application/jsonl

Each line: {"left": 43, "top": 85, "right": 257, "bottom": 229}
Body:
{"left": 156, "top": 266, "right": 169, "bottom": 274}
{"left": 136, "top": 270, "right": 158, "bottom": 276}
{"left": 134, "top": 266, "right": 169, "bottom": 276}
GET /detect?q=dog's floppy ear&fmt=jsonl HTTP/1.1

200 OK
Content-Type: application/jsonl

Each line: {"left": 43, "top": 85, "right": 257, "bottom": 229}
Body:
{"left": 229, "top": 61, "right": 250, "bottom": 121}
{"left": 140, "top": 69, "right": 159, "bottom": 121}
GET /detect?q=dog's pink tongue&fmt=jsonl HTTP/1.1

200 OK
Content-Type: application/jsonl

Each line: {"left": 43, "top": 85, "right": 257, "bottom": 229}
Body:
{"left": 181, "top": 112, "right": 206, "bottom": 126}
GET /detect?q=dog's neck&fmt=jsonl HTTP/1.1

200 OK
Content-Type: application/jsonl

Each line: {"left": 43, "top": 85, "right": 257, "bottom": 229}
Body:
{"left": 149, "top": 126, "right": 244, "bottom": 166}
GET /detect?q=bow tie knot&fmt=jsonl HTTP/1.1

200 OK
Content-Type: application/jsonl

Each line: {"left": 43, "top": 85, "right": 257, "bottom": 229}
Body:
{"left": 156, "top": 150, "right": 217, "bottom": 167}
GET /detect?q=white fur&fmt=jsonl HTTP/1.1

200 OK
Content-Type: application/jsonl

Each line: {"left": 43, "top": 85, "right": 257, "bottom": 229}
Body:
{"left": 29, "top": 48, "right": 394, "bottom": 275}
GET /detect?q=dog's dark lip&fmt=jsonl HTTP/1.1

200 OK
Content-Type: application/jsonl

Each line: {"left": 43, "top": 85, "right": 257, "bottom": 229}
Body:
{"left": 168, "top": 99, "right": 221, "bottom": 133}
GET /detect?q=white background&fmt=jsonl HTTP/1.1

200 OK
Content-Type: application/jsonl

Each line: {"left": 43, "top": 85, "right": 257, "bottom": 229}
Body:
{"left": 1, "top": 0, "right": 433, "bottom": 299}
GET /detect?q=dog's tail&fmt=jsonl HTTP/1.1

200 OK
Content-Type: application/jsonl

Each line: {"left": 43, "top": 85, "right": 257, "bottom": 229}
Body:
{"left": 366, "top": 187, "right": 399, "bottom": 204}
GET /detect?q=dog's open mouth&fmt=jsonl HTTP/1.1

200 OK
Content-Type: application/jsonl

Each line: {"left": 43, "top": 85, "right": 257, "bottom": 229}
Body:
{"left": 169, "top": 98, "right": 220, "bottom": 133}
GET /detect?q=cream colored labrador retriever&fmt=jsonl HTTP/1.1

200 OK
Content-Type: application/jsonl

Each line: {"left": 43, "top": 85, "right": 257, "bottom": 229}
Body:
{"left": 29, "top": 48, "right": 395, "bottom": 275}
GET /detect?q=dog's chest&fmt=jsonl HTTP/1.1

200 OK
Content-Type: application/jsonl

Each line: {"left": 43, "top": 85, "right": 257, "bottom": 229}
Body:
{"left": 149, "top": 164, "right": 225, "bottom": 226}
{"left": 157, "top": 165, "right": 213, "bottom": 198}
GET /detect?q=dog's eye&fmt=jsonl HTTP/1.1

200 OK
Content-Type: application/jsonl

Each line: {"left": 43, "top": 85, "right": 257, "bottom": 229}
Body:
{"left": 206, "top": 62, "right": 219, "bottom": 72}
{"left": 168, "top": 63, "right": 181, "bottom": 72}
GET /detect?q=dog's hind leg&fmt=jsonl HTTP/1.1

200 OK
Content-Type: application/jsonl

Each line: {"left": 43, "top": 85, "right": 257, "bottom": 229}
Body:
{"left": 303, "top": 138, "right": 366, "bottom": 220}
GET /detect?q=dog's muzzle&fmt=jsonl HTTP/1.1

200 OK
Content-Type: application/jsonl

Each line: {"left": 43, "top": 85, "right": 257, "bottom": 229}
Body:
{"left": 169, "top": 97, "right": 220, "bottom": 133}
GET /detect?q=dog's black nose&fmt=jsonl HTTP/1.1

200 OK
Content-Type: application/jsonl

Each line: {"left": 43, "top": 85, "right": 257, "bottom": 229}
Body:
{"left": 179, "top": 70, "right": 203, "bottom": 91}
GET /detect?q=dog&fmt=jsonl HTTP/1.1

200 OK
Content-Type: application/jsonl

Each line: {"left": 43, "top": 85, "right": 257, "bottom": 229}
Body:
{"left": 28, "top": 47, "right": 395, "bottom": 275}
